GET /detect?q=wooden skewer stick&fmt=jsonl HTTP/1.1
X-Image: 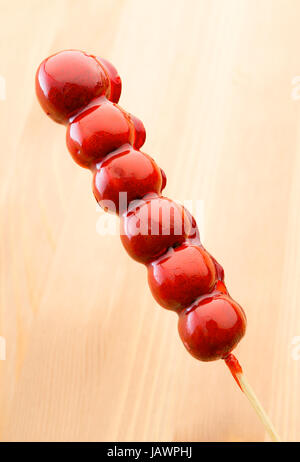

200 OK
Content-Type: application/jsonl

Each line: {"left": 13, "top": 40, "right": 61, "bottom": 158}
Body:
{"left": 224, "top": 354, "right": 281, "bottom": 442}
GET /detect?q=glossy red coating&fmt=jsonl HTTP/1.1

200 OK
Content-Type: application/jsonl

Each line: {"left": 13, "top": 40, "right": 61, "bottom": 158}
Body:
{"left": 66, "top": 100, "right": 133, "bottom": 168}
{"left": 93, "top": 146, "right": 162, "bottom": 214}
{"left": 210, "top": 256, "right": 225, "bottom": 281}
{"left": 183, "top": 208, "right": 200, "bottom": 245}
{"left": 35, "top": 50, "right": 109, "bottom": 124}
{"left": 97, "top": 57, "right": 122, "bottom": 104}
{"left": 148, "top": 244, "right": 216, "bottom": 311}
{"left": 160, "top": 168, "right": 167, "bottom": 192}
{"left": 224, "top": 353, "right": 243, "bottom": 390}
{"left": 120, "top": 197, "right": 191, "bottom": 264}
{"left": 214, "top": 280, "right": 228, "bottom": 295}
{"left": 178, "top": 294, "right": 246, "bottom": 361}
{"left": 129, "top": 114, "right": 146, "bottom": 149}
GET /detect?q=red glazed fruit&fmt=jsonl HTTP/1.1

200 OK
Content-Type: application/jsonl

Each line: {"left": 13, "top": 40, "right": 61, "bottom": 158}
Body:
{"left": 120, "top": 197, "right": 191, "bottom": 263}
{"left": 93, "top": 146, "right": 162, "bottom": 214}
{"left": 148, "top": 244, "right": 216, "bottom": 311}
{"left": 66, "top": 100, "right": 133, "bottom": 168}
{"left": 35, "top": 50, "right": 110, "bottom": 124}
{"left": 178, "top": 294, "right": 246, "bottom": 361}
{"left": 35, "top": 50, "right": 248, "bottom": 367}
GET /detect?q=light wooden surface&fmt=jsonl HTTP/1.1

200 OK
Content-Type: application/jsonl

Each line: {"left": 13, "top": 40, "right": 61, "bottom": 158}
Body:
{"left": 1, "top": 0, "right": 300, "bottom": 442}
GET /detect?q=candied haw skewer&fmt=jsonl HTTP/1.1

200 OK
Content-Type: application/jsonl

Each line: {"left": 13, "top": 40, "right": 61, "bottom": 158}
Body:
{"left": 36, "top": 50, "right": 280, "bottom": 441}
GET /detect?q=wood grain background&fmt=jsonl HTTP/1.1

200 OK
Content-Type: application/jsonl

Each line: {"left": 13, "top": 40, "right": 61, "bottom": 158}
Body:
{"left": 1, "top": 0, "right": 300, "bottom": 442}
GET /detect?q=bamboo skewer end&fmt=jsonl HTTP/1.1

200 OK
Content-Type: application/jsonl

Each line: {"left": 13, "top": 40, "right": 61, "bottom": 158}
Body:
{"left": 224, "top": 354, "right": 281, "bottom": 443}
